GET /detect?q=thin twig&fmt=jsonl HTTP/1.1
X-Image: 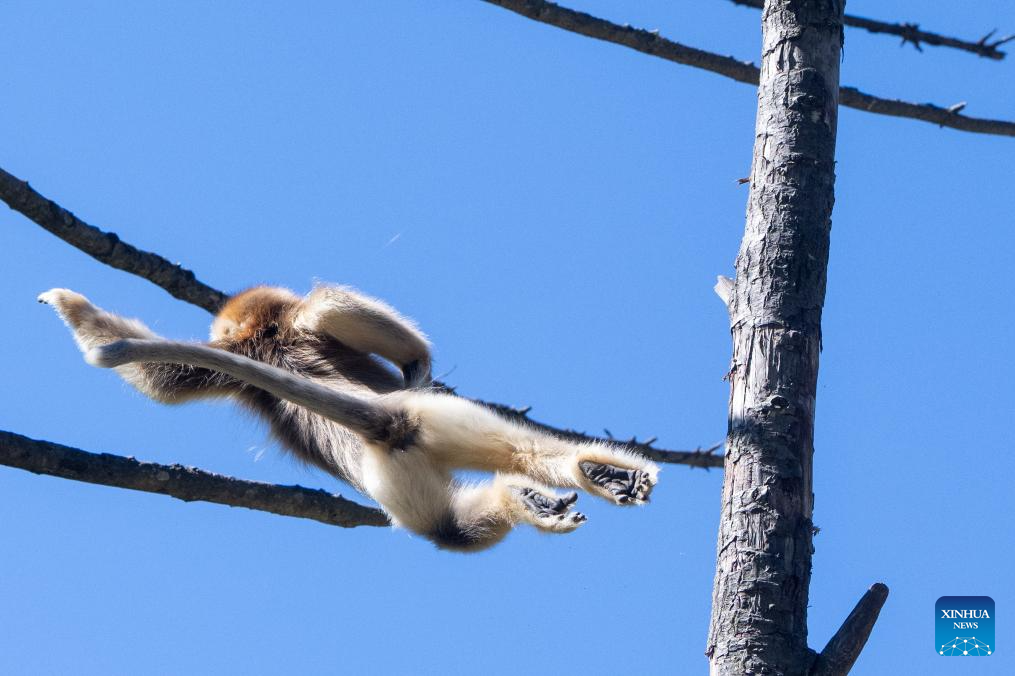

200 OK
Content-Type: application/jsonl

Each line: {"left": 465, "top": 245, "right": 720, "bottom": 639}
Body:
{"left": 455, "top": 391, "right": 725, "bottom": 468}
{"left": 0, "top": 430, "right": 390, "bottom": 528}
{"left": 1, "top": 165, "right": 721, "bottom": 469}
{"left": 480, "top": 0, "right": 1015, "bottom": 137}
{"left": 730, "top": 0, "right": 1012, "bottom": 60}
{"left": 811, "top": 583, "right": 890, "bottom": 675}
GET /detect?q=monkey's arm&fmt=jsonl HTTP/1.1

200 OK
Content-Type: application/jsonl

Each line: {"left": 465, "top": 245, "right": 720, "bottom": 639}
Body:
{"left": 294, "top": 285, "right": 432, "bottom": 387}
{"left": 87, "top": 338, "right": 409, "bottom": 447}
{"left": 39, "top": 289, "right": 238, "bottom": 403}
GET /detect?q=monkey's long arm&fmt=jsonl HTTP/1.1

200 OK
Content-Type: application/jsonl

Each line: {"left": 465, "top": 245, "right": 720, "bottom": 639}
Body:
{"left": 88, "top": 339, "right": 407, "bottom": 446}
{"left": 40, "top": 288, "right": 239, "bottom": 403}
{"left": 295, "top": 286, "right": 432, "bottom": 387}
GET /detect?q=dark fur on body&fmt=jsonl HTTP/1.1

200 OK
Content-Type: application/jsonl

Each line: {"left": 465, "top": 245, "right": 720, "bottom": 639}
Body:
{"left": 206, "top": 289, "right": 410, "bottom": 490}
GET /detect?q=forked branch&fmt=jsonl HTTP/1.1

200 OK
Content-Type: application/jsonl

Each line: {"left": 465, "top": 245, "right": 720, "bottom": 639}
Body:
{"left": 811, "top": 583, "right": 891, "bottom": 676}
{"left": 730, "top": 0, "right": 1012, "bottom": 60}
{"left": 480, "top": 0, "right": 1015, "bottom": 137}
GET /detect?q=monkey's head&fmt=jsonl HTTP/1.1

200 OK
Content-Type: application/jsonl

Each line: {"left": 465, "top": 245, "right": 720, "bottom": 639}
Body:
{"left": 211, "top": 286, "right": 300, "bottom": 342}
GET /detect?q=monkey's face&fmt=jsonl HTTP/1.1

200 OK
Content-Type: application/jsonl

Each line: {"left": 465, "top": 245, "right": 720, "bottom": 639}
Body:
{"left": 210, "top": 286, "right": 299, "bottom": 342}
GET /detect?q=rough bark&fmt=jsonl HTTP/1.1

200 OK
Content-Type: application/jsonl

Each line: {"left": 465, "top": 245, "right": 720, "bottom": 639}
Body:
{"left": 0, "top": 430, "right": 390, "bottom": 528}
{"left": 480, "top": 0, "right": 1015, "bottom": 137}
{"left": 706, "top": 1, "right": 844, "bottom": 674}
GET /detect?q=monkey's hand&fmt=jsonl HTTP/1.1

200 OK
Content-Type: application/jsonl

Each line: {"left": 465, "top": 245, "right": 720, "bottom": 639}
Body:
{"left": 38, "top": 290, "right": 235, "bottom": 404}
{"left": 401, "top": 358, "right": 432, "bottom": 389}
{"left": 37, "top": 288, "right": 99, "bottom": 328}
{"left": 39, "top": 288, "right": 157, "bottom": 358}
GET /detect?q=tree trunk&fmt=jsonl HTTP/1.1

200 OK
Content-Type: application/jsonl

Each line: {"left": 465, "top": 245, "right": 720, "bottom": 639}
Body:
{"left": 707, "top": 1, "right": 845, "bottom": 674}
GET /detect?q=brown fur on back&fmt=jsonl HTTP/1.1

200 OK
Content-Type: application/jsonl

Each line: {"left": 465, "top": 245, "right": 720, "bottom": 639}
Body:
{"left": 215, "top": 287, "right": 403, "bottom": 394}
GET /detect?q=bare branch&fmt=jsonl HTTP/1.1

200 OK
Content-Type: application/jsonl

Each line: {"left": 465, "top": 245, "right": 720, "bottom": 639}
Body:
{"left": 0, "top": 430, "right": 389, "bottom": 528}
{"left": 834, "top": 88, "right": 1014, "bottom": 135}
{"left": 0, "top": 168, "right": 229, "bottom": 313}
{"left": 2, "top": 166, "right": 721, "bottom": 470}
{"left": 730, "top": 0, "right": 1011, "bottom": 60}
{"left": 481, "top": 1, "right": 761, "bottom": 83}
{"left": 480, "top": 0, "right": 1015, "bottom": 137}
{"left": 455, "top": 389, "right": 725, "bottom": 469}
{"left": 811, "top": 583, "right": 890, "bottom": 676}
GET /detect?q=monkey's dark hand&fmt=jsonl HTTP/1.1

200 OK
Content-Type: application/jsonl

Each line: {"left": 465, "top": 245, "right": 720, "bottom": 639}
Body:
{"left": 512, "top": 486, "right": 587, "bottom": 532}
{"left": 579, "top": 460, "right": 656, "bottom": 505}
{"left": 401, "top": 359, "right": 431, "bottom": 389}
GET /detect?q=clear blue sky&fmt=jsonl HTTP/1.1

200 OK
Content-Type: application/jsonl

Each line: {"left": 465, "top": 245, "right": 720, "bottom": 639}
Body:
{"left": 2, "top": 1, "right": 1012, "bottom": 673}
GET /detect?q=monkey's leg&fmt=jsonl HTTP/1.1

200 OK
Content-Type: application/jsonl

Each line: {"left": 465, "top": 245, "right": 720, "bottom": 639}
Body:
{"left": 403, "top": 392, "right": 659, "bottom": 506}
{"left": 294, "top": 285, "right": 432, "bottom": 387}
{"left": 359, "top": 446, "right": 585, "bottom": 551}
{"left": 512, "top": 442, "right": 658, "bottom": 506}
{"left": 39, "top": 289, "right": 238, "bottom": 403}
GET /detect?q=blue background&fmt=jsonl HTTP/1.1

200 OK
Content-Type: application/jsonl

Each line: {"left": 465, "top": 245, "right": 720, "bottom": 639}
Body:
{"left": 936, "top": 597, "right": 994, "bottom": 657}
{"left": 1, "top": 2, "right": 1011, "bottom": 674}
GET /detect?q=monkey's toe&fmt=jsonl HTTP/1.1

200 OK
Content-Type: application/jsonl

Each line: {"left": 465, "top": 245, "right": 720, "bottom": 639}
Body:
{"left": 579, "top": 461, "right": 656, "bottom": 506}
{"left": 514, "top": 487, "right": 576, "bottom": 517}
{"left": 550, "top": 510, "right": 587, "bottom": 531}
{"left": 512, "top": 487, "right": 587, "bottom": 533}
{"left": 38, "top": 289, "right": 65, "bottom": 305}
{"left": 537, "top": 508, "right": 586, "bottom": 533}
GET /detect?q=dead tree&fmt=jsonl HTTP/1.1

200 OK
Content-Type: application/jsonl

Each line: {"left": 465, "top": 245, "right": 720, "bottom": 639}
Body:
{"left": 707, "top": 2, "right": 888, "bottom": 673}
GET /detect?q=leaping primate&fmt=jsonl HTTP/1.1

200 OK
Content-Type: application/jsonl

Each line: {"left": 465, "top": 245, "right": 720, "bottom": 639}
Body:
{"left": 40, "top": 285, "right": 658, "bottom": 551}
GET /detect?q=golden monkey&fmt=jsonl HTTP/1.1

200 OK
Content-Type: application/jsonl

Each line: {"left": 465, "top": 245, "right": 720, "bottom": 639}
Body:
{"left": 40, "top": 286, "right": 658, "bottom": 551}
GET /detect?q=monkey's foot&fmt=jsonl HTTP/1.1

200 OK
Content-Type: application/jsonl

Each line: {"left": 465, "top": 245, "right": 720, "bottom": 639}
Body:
{"left": 579, "top": 461, "right": 655, "bottom": 505}
{"left": 512, "top": 487, "right": 587, "bottom": 533}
